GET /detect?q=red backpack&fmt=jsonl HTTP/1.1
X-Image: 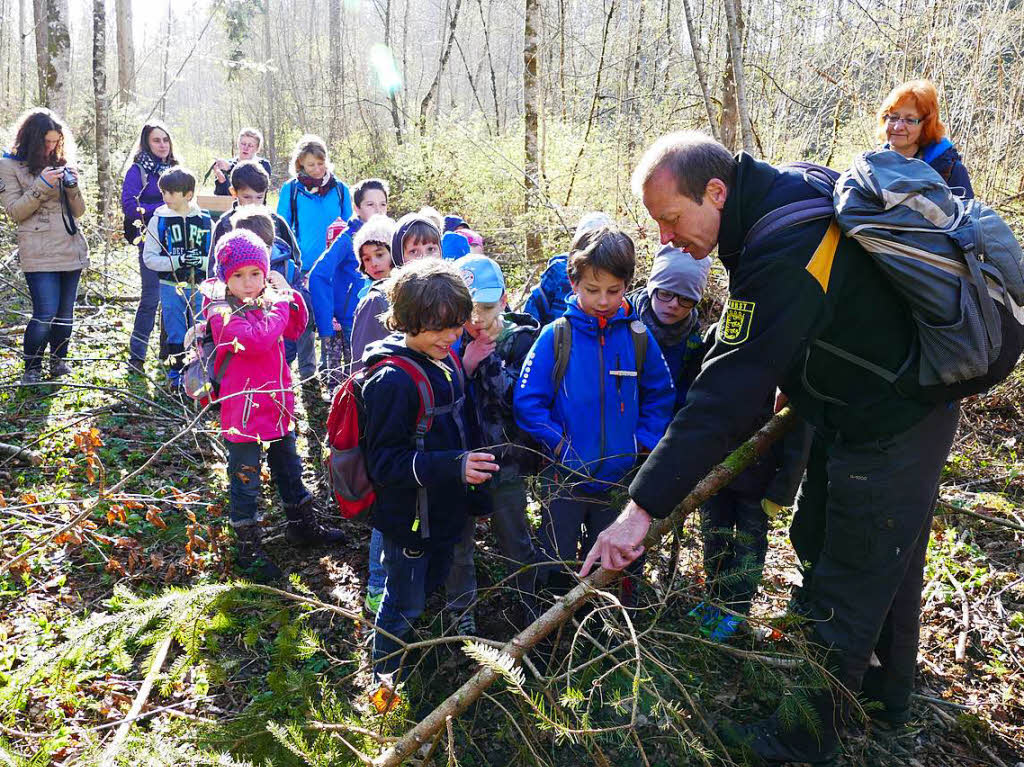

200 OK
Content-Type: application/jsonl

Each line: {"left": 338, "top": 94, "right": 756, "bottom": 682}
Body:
{"left": 325, "top": 352, "right": 465, "bottom": 537}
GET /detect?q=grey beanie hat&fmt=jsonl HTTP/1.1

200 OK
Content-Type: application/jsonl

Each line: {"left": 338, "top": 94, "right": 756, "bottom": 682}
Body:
{"left": 646, "top": 244, "right": 711, "bottom": 303}
{"left": 574, "top": 211, "right": 614, "bottom": 240}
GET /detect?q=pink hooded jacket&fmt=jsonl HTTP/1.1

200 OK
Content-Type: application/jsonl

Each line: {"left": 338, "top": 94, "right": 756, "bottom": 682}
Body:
{"left": 205, "top": 283, "right": 309, "bottom": 443}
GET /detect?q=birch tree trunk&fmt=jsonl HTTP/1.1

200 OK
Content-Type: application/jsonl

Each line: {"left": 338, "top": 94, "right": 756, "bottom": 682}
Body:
{"left": 418, "top": 0, "right": 464, "bottom": 135}
{"left": 328, "top": 0, "right": 342, "bottom": 144}
{"left": 93, "top": 0, "right": 111, "bottom": 219}
{"left": 722, "top": 0, "right": 756, "bottom": 153}
{"left": 524, "top": 0, "right": 542, "bottom": 263}
{"left": 113, "top": 0, "right": 134, "bottom": 103}
{"left": 682, "top": 0, "right": 720, "bottom": 140}
{"left": 263, "top": 0, "right": 276, "bottom": 168}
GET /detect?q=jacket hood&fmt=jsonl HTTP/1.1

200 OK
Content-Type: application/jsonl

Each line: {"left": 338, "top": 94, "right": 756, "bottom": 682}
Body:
{"left": 390, "top": 213, "right": 441, "bottom": 267}
{"left": 153, "top": 200, "right": 204, "bottom": 218}
{"left": 540, "top": 253, "right": 570, "bottom": 293}
{"left": 348, "top": 215, "right": 365, "bottom": 235}
{"left": 444, "top": 214, "right": 468, "bottom": 233}
{"left": 564, "top": 294, "right": 638, "bottom": 332}
{"left": 920, "top": 137, "right": 956, "bottom": 165}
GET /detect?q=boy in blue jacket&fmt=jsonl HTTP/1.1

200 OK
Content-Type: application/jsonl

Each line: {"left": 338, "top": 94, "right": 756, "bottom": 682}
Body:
{"left": 515, "top": 225, "right": 674, "bottom": 602}
{"left": 307, "top": 179, "right": 390, "bottom": 392}
{"left": 361, "top": 258, "right": 496, "bottom": 699}
{"left": 140, "top": 167, "right": 211, "bottom": 389}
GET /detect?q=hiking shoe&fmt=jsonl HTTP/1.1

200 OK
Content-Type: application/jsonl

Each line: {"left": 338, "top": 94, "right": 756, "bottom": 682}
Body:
{"left": 127, "top": 357, "right": 145, "bottom": 375}
{"left": 49, "top": 358, "right": 71, "bottom": 379}
{"left": 452, "top": 611, "right": 477, "bottom": 636}
{"left": 21, "top": 369, "right": 43, "bottom": 386}
{"left": 284, "top": 496, "right": 345, "bottom": 546}
{"left": 718, "top": 714, "right": 839, "bottom": 765}
{"left": 364, "top": 588, "right": 384, "bottom": 616}
{"left": 235, "top": 525, "right": 284, "bottom": 582}
{"left": 688, "top": 602, "right": 745, "bottom": 641}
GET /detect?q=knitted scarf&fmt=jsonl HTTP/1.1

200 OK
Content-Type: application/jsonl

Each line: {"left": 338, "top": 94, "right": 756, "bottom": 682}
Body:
{"left": 135, "top": 150, "right": 171, "bottom": 176}
{"left": 633, "top": 290, "right": 699, "bottom": 350}
{"left": 297, "top": 172, "right": 337, "bottom": 196}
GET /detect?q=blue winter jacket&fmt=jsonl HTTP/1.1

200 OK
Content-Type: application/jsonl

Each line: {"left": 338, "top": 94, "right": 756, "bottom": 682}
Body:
{"left": 514, "top": 297, "right": 675, "bottom": 490}
{"left": 307, "top": 216, "right": 368, "bottom": 338}
{"left": 523, "top": 253, "right": 572, "bottom": 327}
{"left": 276, "top": 175, "right": 353, "bottom": 271}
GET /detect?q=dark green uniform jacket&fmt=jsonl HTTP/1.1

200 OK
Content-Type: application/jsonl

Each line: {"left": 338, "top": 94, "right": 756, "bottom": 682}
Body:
{"left": 630, "top": 153, "right": 932, "bottom": 520}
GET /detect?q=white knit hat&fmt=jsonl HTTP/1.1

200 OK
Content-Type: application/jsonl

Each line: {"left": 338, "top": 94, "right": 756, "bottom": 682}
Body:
{"left": 353, "top": 214, "right": 397, "bottom": 271}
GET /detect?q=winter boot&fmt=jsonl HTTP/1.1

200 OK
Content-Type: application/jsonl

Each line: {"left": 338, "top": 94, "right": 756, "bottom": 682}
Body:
{"left": 49, "top": 356, "right": 71, "bottom": 379}
{"left": 235, "top": 525, "right": 283, "bottom": 582}
{"left": 285, "top": 496, "right": 345, "bottom": 546}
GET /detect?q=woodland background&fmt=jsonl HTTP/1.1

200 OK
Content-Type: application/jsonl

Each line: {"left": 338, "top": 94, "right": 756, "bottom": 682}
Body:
{"left": 0, "top": 0, "right": 1023, "bottom": 765}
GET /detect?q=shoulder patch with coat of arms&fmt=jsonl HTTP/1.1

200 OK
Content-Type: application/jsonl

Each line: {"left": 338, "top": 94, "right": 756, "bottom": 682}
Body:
{"left": 718, "top": 299, "right": 755, "bottom": 345}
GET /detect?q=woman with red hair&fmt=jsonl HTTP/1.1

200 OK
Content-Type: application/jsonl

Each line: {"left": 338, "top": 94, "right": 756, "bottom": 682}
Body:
{"left": 876, "top": 79, "right": 974, "bottom": 198}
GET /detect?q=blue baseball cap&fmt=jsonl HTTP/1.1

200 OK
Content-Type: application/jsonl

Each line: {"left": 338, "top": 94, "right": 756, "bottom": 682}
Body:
{"left": 456, "top": 255, "right": 506, "bottom": 303}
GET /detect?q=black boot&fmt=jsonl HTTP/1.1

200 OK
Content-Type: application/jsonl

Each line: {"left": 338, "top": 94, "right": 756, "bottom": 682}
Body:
{"left": 719, "top": 711, "right": 840, "bottom": 765}
{"left": 860, "top": 665, "right": 912, "bottom": 728}
{"left": 285, "top": 496, "right": 345, "bottom": 546}
{"left": 235, "top": 525, "right": 283, "bottom": 582}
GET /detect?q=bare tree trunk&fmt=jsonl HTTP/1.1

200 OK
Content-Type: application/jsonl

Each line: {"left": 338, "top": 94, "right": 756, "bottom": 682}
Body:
{"left": 329, "top": 0, "right": 341, "bottom": 144}
{"left": 263, "top": 0, "right": 276, "bottom": 169}
{"left": 19, "top": 0, "right": 28, "bottom": 105}
{"left": 722, "top": 0, "right": 755, "bottom": 153}
{"left": 475, "top": 0, "right": 501, "bottom": 132}
{"left": 418, "top": 0, "right": 464, "bottom": 135}
{"left": 159, "top": 3, "right": 171, "bottom": 120}
{"left": 93, "top": 0, "right": 111, "bottom": 220}
{"left": 114, "top": 0, "right": 134, "bottom": 103}
{"left": 46, "top": 0, "right": 70, "bottom": 114}
{"left": 33, "top": 0, "right": 48, "bottom": 105}
{"left": 681, "top": 0, "right": 720, "bottom": 140}
{"left": 524, "top": 0, "right": 542, "bottom": 263}
{"left": 384, "top": 0, "right": 403, "bottom": 144}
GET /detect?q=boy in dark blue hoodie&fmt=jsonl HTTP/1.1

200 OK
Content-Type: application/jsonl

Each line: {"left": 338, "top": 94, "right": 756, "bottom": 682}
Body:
{"left": 307, "top": 178, "right": 389, "bottom": 391}
{"left": 515, "top": 226, "right": 674, "bottom": 602}
{"left": 361, "top": 258, "right": 496, "bottom": 698}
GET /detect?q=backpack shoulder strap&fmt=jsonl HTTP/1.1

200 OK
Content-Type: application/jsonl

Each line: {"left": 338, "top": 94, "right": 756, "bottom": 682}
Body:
{"left": 550, "top": 316, "right": 572, "bottom": 389}
{"left": 744, "top": 164, "right": 839, "bottom": 253}
{"left": 289, "top": 181, "right": 300, "bottom": 240}
{"left": 630, "top": 320, "right": 648, "bottom": 375}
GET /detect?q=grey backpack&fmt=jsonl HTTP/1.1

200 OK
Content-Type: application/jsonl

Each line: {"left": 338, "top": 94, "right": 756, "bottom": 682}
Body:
{"left": 833, "top": 150, "right": 1024, "bottom": 400}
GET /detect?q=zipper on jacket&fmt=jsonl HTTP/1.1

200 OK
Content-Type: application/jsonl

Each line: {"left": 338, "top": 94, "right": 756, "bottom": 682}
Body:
{"left": 598, "top": 327, "right": 606, "bottom": 462}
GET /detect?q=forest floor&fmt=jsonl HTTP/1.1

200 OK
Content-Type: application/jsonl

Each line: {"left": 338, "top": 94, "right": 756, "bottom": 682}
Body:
{"left": 0, "top": 248, "right": 1022, "bottom": 766}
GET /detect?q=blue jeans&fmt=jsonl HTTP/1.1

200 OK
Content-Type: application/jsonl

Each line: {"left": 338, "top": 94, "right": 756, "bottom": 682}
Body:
{"left": 225, "top": 433, "right": 310, "bottom": 527}
{"left": 159, "top": 283, "right": 203, "bottom": 383}
{"left": 373, "top": 535, "right": 454, "bottom": 679}
{"left": 368, "top": 527, "right": 386, "bottom": 596}
{"left": 284, "top": 277, "right": 316, "bottom": 379}
{"left": 23, "top": 269, "right": 81, "bottom": 373}
{"left": 700, "top": 488, "right": 769, "bottom": 615}
{"left": 130, "top": 249, "right": 162, "bottom": 362}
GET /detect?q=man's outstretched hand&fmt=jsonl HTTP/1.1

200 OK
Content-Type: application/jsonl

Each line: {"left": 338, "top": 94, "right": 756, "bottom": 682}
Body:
{"left": 579, "top": 501, "right": 652, "bottom": 577}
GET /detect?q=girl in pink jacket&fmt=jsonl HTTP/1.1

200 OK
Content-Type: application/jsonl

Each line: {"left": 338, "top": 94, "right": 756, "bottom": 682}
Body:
{"left": 207, "top": 230, "right": 343, "bottom": 580}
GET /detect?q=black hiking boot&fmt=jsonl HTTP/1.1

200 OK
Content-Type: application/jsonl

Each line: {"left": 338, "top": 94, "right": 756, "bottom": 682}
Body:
{"left": 859, "top": 666, "right": 912, "bottom": 729}
{"left": 284, "top": 496, "right": 345, "bottom": 546}
{"left": 235, "top": 525, "right": 284, "bottom": 582}
{"left": 718, "top": 713, "right": 839, "bottom": 766}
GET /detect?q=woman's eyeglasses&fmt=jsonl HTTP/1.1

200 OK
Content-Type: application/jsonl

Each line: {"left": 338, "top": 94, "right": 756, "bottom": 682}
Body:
{"left": 883, "top": 114, "right": 923, "bottom": 127}
{"left": 653, "top": 289, "right": 696, "bottom": 309}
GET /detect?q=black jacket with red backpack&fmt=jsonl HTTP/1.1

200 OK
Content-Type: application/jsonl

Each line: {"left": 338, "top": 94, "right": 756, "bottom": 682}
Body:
{"left": 360, "top": 336, "right": 492, "bottom": 549}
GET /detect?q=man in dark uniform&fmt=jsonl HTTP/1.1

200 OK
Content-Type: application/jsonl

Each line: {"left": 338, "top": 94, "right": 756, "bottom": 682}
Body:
{"left": 580, "top": 131, "right": 960, "bottom": 763}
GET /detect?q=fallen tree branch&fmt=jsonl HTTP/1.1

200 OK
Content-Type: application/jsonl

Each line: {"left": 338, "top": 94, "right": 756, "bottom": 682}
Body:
{"left": 946, "top": 567, "right": 970, "bottom": 664}
{"left": 938, "top": 501, "right": 1024, "bottom": 533}
{"left": 0, "top": 441, "right": 43, "bottom": 465}
{"left": 100, "top": 631, "right": 174, "bottom": 766}
{"left": 371, "top": 408, "right": 796, "bottom": 766}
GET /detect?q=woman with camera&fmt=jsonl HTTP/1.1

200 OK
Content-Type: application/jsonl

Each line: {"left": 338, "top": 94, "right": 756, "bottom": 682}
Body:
{"left": 0, "top": 108, "right": 88, "bottom": 385}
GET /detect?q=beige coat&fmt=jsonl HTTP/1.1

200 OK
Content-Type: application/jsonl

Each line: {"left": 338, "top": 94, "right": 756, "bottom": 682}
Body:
{"left": 0, "top": 155, "right": 89, "bottom": 272}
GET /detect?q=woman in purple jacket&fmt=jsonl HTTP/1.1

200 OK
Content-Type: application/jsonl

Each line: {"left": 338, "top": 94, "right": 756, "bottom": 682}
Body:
{"left": 121, "top": 121, "right": 178, "bottom": 372}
